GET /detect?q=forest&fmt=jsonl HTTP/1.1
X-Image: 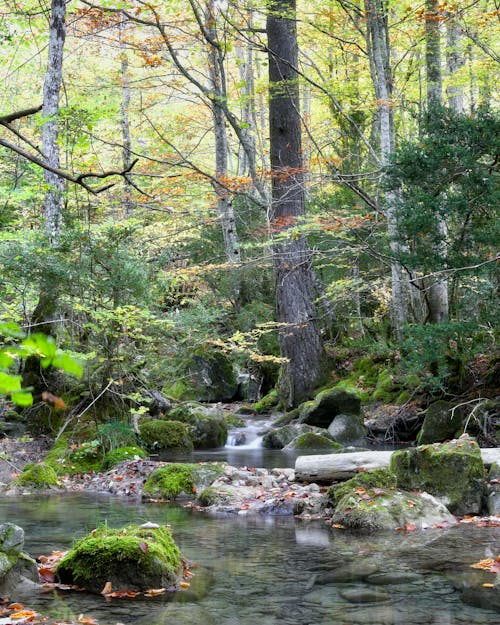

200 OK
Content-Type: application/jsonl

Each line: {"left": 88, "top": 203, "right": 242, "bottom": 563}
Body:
{"left": 0, "top": 1, "right": 499, "bottom": 624}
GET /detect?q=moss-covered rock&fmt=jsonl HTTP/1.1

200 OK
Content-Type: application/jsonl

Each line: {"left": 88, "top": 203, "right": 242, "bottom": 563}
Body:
{"left": 390, "top": 436, "right": 486, "bottom": 515}
{"left": 253, "top": 389, "right": 279, "bottom": 414}
{"left": 262, "top": 424, "right": 329, "bottom": 449}
{"left": 327, "top": 413, "right": 366, "bottom": 445}
{"left": 273, "top": 408, "right": 300, "bottom": 427}
{"left": 298, "top": 387, "right": 361, "bottom": 428}
{"left": 327, "top": 468, "right": 397, "bottom": 507}
{"left": 170, "top": 348, "right": 238, "bottom": 402}
{"left": 166, "top": 408, "right": 228, "bottom": 449}
{"left": 332, "top": 488, "right": 456, "bottom": 532}
{"left": 15, "top": 462, "right": 59, "bottom": 488}
{"left": 416, "top": 400, "right": 464, "bottom": 444}
{"left": 56, "top": 524, "right": 182, "bottom": 593}
{"left": 371, "top": 369, "right": 400, "bottom": 403}
{"left": 103, "top": 446, "right": 147, "bottom": 469}
{"left": 142, "top": 463, "right": 224, "bottom": 501}
{"left": 283, "top": 433, "right": 342, "bottom": 451}
{"left": 139, "top": 419, "right": 193, "bottom": 451}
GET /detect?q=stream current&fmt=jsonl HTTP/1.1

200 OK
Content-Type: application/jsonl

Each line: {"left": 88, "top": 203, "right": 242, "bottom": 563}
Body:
{"left": 1, "top": 493, "right": 499, "bottom": 625}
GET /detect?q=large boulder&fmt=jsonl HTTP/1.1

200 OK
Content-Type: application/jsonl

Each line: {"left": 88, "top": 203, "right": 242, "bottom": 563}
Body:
{"left": 283, "top": 433, "right": 342, "bottom": 451}
{"left": 56, "top": 524, "right": 183, "bottom": 594}
{"left": 139, "top": 419, "right": 194, "bottom": 452}
{"left": 0, "top": 524, "right": 39, "bottom": 595}
{"left": 328, "top": 413, "right": 366, "bottom": 445}
{"left": 167, "top": 406, "right": 228, "bottom": 449}
{"left": 166, "top": 348, "right": 237, "bottom": 403}
{"left": 331, "top": 488, "right": 456, "bottom": 532}
{"left": 416, "top": 400, "right": 464, "bottom": 444}
{"left": 390, "top": 435, "right": 486, "bottom": 515}
{"left": 298, "top": 388, "right": 361, "bottom": 428}
{"left": 142, "top": 463, "right": 224, "bottom": 501}
{"left": 262, "top": 424, "right": 331, "bottom": 449}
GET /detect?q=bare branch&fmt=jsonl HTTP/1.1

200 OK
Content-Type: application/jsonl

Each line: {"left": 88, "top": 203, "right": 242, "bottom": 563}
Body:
{"left": 0, "top": 105, "right": 42, "bottom": 125}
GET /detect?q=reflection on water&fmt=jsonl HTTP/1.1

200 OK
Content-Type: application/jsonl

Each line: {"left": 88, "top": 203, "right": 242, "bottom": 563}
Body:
{"left": 0, "top": 494, "right": 498, "bottom": 625}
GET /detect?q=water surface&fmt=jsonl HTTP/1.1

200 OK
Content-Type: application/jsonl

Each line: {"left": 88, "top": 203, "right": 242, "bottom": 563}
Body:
{"left": 1, "top": 493, "right": 498, "bottom": 625}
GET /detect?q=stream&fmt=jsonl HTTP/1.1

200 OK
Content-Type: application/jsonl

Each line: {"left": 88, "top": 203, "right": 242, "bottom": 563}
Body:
{"left": 1, "top": 493, "right": 499, "bottom": 625}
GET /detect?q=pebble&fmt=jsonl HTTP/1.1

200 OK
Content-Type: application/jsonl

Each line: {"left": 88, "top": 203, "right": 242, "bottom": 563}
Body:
{"left": 339, "top": 587, "right": 391, "bottom": 603}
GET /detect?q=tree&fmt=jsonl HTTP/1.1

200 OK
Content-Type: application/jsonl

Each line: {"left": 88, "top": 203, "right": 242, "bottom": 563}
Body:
{"left": 424, "top": 0, "right": 449, "bottom": 323}
{"left": 267, "top": 0, "right": 325, "bottom": 407}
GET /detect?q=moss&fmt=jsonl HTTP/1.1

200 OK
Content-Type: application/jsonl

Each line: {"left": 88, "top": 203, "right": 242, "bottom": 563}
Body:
{"left": 287, "top": 433, "right": 342, "bottom": 450}
{"left": 142, "top": 463, "right": 224, "bottom": 501}
{"left": 371, "top": 369, "right": 400, "bottom": 403}
{"left": 196, "top": 487, "right": 219, "bottom": 507}
{"left": 162, "top": 380, "right": 188, "bottom": 401}
{"left": 253, "top": 389, "right": 279, "bottom": 414}
{"left": 327, "top": 468, "right": 396, "bottom": 507}
{"left": 395, "top": 391, "right": 410, "bottom": 405}
{"left": 139, "top": 419, "right": 193, "bottom": 451}
{"left": 103, "top": 446, "right": 147, "bottom": 469}
{"left": 333, "top": 381, "right": 370, "bottom": 404}
{"left": 273, "top": 408, "right": 300, "bottom": 427}
{"left": 223, "top": 412, "right": 246, "bottom": 427}
{"left": 56, "top": 524, "right": 181, "bottom": 593}
{"left": 390, "top": 436, "right": 485, "bottom": 515}
{"left": 15, "top": 462, "right": 59, "bottom": 488}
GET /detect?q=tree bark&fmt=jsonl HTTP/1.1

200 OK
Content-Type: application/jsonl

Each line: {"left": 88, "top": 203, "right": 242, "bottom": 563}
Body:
{"left": 119, "top": 14, "right": 134, "bottom": 217}
{"left": 365, "top": 0, "right": 412, "bottom": 333}
{"left": 267, "top": 0, "right": 324, "bottom": 408}
{"left": 205, "top": 0, "right": 241, "bottom": 264}
{"left": 42, "top": 0, "right": 66, "bottom": 246}
{"left": 446, "top": 19, "right": 465, "bottom": 113}
{"left": 425, "top": 0, "right": 449, "bottom": 323}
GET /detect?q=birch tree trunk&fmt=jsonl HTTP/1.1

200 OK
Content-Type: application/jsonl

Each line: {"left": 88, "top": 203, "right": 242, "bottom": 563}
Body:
{"left": 205, "top": 0, "right": 240, "bottom": 265}
{"left": 42, "top": 0, "right": 66, "bottom": 246}
{"left": 446, "top": 19, "right": 465, "bottom": 113}
{"left": 119, "top": 15, "right": 134, "bottom": 217}
{"left": 425, "top": 0, "right": 449, "bottom": 323}
{"left": 364, "top": 0, "right": 412, "bottom": 333}
{"left": 267, "top": 0, "right": 324, "bottom": 408}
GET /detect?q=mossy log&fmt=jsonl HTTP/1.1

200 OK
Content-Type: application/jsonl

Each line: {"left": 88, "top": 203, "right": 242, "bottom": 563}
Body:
{"left": 295, "top": 448, "right": 500, "bottom": 482}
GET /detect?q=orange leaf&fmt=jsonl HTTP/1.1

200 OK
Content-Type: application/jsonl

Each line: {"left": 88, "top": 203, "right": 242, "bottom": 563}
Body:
{"left": 482, "top": 583, "right": 494, "bottom": 588}
{"left": 78, "top": 615, "right": 98, "bottom": 625}
{"left": 144, "top": 588, "right": 166, "bottom": 597}
{"left": 101, "top": 581, "right": 112, "bottom": 595}
{"left": 179, "top": 581, "right": 190, "bottom": 589}
{"left": 11, "top": 610, "right": 37, "bottom": 621}
{"left": 8, "top": 604, "right": 24, "bottom": 611}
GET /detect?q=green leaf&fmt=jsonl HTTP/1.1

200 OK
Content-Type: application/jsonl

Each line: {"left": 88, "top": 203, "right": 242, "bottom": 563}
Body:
{"left": 11, "top": 390, "right": 33, "bottom": 407}
{"left": 52, "top": 352, "right": 83, "bottom": 378}
{"left": 0, "top": 352, "right": 14, "bottom": 369}
{"left": 0, "top": 371, "right": 22, "bottom": 394}
{"left": 0, "top": 322, "right": 25, "bottom": 338}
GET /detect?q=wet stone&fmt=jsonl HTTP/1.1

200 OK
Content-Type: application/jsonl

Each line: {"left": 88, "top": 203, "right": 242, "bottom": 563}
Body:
{"left": 339, "top": 586, "right": 391, "bottom": 603}
{"left": 315, "top": 562, "right": 379, "bottom": 584}
{"left": 367, "top": 571, "right": 423, "bottom": 586}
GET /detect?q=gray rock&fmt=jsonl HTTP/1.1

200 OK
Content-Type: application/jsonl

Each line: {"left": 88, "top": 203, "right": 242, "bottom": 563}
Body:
{"left": 328, "top": 413, "right": 366, "bottom": 445}
{"left": 416, "top": 400, "right": 464, "bottom": 444}
{"left": 339, "top": 587, "right": 390, "bottom": 603}
{"left": 0, "top": 523, "right": 24, "bottom": 553}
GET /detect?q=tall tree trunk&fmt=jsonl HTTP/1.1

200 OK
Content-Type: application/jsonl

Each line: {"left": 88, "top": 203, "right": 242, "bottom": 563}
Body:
{"left": 446, "top": 19, "right": 465, "bottom": 113}
{"left": 236, "top": 16, "right": 257, "bottom": 179}
{"left": 365, "top": 0, "right": 412, "bottom": 333}
{"left": 267, "top": 0, "right": 324, "bottom": 408}
{"left": 24, "top": 0, "right": 66, "bottom": 393}
{"left": 42, "top": 0, "right": 66, "bottom": 246}
{"left": 119, "top": 14, "right": 134, "bottom": 217}
{"left": 425, "top": 0, "right": 449, "bottom": 323}
{"left": 205, "top": 0, "right": 240, "bottom": 264}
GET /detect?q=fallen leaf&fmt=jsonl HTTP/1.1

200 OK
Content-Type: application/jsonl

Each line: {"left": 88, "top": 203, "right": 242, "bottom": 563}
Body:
{"left": 179, "top": 581, "right": 190, "bottom": 589}
{"left": 139, "top": 542, "right": 148, "bottom": 554}
{"left": 78, "top": 615, "right": 98, "bottom": 625}
{"left": 144, "top": 588, "right": 166, "bottom": 597}
{"left": 101, "top": 581, "right": 112, "bottom": 595}
{"left": 38, "top": 567, "right": 55, "bottom": 583}
{"left": 7, "top": 604, "right": 24, "bottom": 611}
{"left": 482, "top": 583, "right": 494, "bottom": 588}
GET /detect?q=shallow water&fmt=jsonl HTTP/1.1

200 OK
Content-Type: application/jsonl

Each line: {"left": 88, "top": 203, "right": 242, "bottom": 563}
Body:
{"left": 1, "top": 493, "right": 499, "bottom": 625}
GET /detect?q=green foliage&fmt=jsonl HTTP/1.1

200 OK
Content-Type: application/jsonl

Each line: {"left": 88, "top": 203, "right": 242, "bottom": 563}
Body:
{"left": 96, "top": 422, "right": 137, "bottom": 453}
{"left": 399, "top": 322, "right": 492, "bottom": 394}
{"left": 103, "top": 446, "right": 147, "bottom": 469}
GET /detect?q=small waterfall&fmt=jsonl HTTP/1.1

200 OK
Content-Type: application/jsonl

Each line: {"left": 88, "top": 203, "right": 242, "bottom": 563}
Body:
{"left": 225, "top": 415, "right": 275, "bottom": 450}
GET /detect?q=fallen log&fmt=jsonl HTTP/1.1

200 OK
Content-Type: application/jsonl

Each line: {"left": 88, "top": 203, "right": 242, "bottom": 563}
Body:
{"left": 295, "top": 448, "right": 500, "bottom": 483}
